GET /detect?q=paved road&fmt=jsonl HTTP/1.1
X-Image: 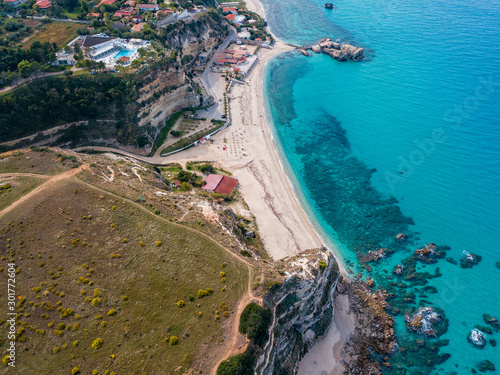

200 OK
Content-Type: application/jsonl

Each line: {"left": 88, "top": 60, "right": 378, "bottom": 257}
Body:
{"left": 195, "top": 27, "right": 236, "bottom": 120}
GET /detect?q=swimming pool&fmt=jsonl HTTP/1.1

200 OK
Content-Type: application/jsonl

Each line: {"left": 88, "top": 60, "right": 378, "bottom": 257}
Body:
{"left": 114, "top": 49, "right": 136, "bottom": 59}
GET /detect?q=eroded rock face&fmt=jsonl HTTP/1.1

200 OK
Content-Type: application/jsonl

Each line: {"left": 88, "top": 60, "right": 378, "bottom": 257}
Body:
{"left": 254, "top": 248, "right": 340, "bottom": 375}
{"left": 341, "top": 43, "right": 364, "bottom": 61}
{"left": 316, "top": 38, "right": 364, "bottom": 61}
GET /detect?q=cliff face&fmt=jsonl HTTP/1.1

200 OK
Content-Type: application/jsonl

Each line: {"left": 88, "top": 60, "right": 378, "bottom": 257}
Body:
{"left": 255, "top": 248, "right": 341, "bottom": 375}
{"left": 162, "top": 11, "right": 229, "bottom": 57}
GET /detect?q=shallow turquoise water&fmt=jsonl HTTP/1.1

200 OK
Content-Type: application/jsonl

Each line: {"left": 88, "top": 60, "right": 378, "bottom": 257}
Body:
{"left": 261, "top": 0, "right": 500, "bottom": 372}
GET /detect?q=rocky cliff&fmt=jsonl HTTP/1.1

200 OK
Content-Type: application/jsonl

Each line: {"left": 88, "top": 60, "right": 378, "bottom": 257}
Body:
{"left": 162, "top": 11, "right": 230, "bottom": 57}
{"left": 254, "top": 247, "right": 341, "bottom": 375}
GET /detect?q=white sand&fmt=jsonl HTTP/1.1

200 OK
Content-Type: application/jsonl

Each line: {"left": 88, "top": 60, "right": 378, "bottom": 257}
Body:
{"left": 297, "top": 294, "right": 354, "bottom": 375}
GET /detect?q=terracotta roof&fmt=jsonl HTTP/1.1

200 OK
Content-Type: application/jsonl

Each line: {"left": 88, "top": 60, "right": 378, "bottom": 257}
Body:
{"left": 98, "top": 0, "right": 115, "bottom": 6}
{"left": 225, "top": 14, "right": 235, "bottom": 21}
{"left": 214, "top": 175, "right": 238, "bottom": 195}
{"left": 87, "top": 12, "right": 100, "bottom": 17}
{"left": 138, "top": 3, "right": 158, "bottom": 8}
{"left": 118, "top": 56, "right": 130, "bottom": 61}
{"left": 131, "top": 22, "right": 144, "bottom": 32}
{"left": 173, "top": 180, "right": 181, "bottom": 187}
{"left": 35, "top": 0, "right": 52, "bottom": 8}
{"left": 202, "top": 174, "right": 223, "bottom": 192}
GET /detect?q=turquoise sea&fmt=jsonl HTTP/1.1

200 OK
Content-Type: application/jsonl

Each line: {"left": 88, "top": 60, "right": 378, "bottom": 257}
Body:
{"left": 260, "top": 0, "right": 500, "bottom": 373}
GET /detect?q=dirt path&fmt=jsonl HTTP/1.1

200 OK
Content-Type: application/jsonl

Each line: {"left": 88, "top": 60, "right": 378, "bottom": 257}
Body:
{"left": 0, "top": 166, "right": 261, "bottom": 373}
{"left": 0, "top": 165, "right": 87, "bottom": 218}
{"left": 73, "top": 178, "right": 261, "bottom": 375}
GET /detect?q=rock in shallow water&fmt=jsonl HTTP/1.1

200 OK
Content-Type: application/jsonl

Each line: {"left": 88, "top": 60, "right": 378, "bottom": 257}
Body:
{"left": 467, "top": 328, "right": 487, "bottom": 349}
{"left": 476, "top": 359, "right": 496, "bottom": 372}
{"left": 483, "top": 314, "right": 500, "bottom": 330}
{"left": 460, "top": 250, "right": 482, "bottom": 268}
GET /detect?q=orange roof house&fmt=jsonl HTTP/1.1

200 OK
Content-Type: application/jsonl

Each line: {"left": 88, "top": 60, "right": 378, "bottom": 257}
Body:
{"left": 202, "top": 174, "right": 239, "bottom": 195}
{"left": 98, "top": 0, "right": 115, "bottom": 6}
{"left": 131, "top": 22, "right": 145, "bottom": 32}
{"left": 225, "top": 14, "right": 235, "bottom": 21}
{"left": 35, "top": 0, "right": 52, "bottom": 8}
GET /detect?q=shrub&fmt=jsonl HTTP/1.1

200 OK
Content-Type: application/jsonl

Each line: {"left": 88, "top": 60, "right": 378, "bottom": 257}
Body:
{"left": 107, "top": 309, "right": 117, "bottom": 316}
{"left": 156, "top": 241, "right": 162, "bottom": 246}
{"left": 73, "top": 340, "right": 79, "bottom": 347}
{"left": 319, "top": 260, "right": 327, "bottom": 269}
{"left": 188, "top": 294, "right": 195, "bottom": 302}
{"left": 91, "top": 338, "right": 103, "bottom": 349}
{"left": 216, "top": 351, "right": 254, "bottom": 375}
{"left": 122, "top": 295, "right": 128, "bottom": 301}
{"left": 197, "top": 288, "right": 213, "bottom": 299}
{"left": 93, "top": 288, "right": 101, "bottom": 298}
{"left": 169, "top": 336, "right": 178, "bottom": 345}
{"left": 239, "top": 303, "right": 272, "bottom": 347}
{"left": 221, "top": 278, "right": 226, "bottom": 283}
{"left": 53, "top": 346, "right": 60, "bottom": 354}
{"left": 122, "top": 238, "right": 128, "bottom": 243}
{"left": 101, "top": 321, "right": 107, "bottom": 327}
{"left": 139, "top": 241, "right": 145, "bottom": 247}
{"left": 91, "top": 297, "right": 101, "bottom": 306}
{"left": 220, "top": 271, "right": 226, "bottom": 278}
{"left": 177, "top": 300, "right": 185, "bottom": 308}
{"left": 72, "top": 368, "right": 80, "bottom": 374}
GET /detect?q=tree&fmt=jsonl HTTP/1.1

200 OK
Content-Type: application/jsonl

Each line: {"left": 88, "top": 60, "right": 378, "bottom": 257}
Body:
{"left": 29, "top": 61, "right": 41, "bottom": 79}
{"left": 17, "top": 59, "right": 32, "bottom": 78}
{"left": 180, "top": 182, "right": 192, "bottom": 191}
{"left": 97, "top": 61, "right": 105, "bottom": 71}
{"left": 63, "top": 70, "right": 73, "bottom": 78}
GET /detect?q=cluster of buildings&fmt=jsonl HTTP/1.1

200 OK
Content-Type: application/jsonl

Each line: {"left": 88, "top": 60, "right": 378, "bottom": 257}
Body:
{"left": 214, "top": 48, "right": 257, "bottom": 77}
{"left": 53, "top": 34, "right": 150, "bottom": 67}
{"left": 3, "top": 0, "right": 52, "bottom": 9}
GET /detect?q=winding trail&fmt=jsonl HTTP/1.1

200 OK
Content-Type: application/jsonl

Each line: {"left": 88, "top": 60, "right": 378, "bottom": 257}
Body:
{"left": 0, "top": 165, "right": 87, "bottom": 218}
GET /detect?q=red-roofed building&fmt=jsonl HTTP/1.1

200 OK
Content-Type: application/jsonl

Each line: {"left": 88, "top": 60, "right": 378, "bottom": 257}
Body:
{"left": 225, "top": 14, "right": 235, "bottom": 21}
{"left": 202, "top": 174, "right": 239, "bottom": 195}
{"left": 223, "top": 6, "right": 237, "bottom": 14}
{"left": 173, "top": 180, "right": 181, "bottom": 188}
{"left": 131, "top": 22, "right": 145, "bottom": 32}
{"left": 202, "top": 174, "right": 223, "bottom": 193}
{"left": 98, "top": 0, "right": 115, "bottom": 6}
{"left": 35, "top": 0, "right": 52, "bottom": 9}
{"left": 114, "top": 7, "right": 135, "bottom": 17}
{"left": 138, "top": 3, "right": 159, "bottom": 12}
{"left": 132, "top": 14, "right": 144, "bottom": 22}
{"left": 87, "top": 12, "right": 101, "bottom": 17}
{"left": 125, "top": 0, "right": 135, "bottom": 5}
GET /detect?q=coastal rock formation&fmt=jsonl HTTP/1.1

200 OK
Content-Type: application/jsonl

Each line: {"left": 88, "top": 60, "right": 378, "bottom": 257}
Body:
{"left": 460, "top": 250, "right": 482, "bottom": 268}
{"left": 341, "top": 43, "right": 365, "bottom": 60}
{"left": 468, "top": 328, "right": 487, "bottom": 348}
{"left": 254, "top": 248, "right": 340, "bottom": 375}
{"left": 363, "top": 247, "right": 393, "bottom": 262}
{"left": 405, "top": 306, "right": 446, "bottom": 337}
{"left": 477, "top": 360, "right": 496, "bottom": 372}
{"left": 337, "top": 280, "right": 397, "bottom": 374}
{"left": 314, "top": 38, "right": 364, "bottom": 61}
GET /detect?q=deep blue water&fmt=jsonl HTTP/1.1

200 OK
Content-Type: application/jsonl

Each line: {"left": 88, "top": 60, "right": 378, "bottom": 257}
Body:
{"left": 261, "top": 0, "right": 500, "bottom": 373}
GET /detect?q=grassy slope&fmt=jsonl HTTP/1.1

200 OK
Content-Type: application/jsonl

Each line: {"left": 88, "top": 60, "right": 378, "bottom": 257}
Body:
{"left": 0, "top": 151, "right": 249, "bottom": 375}
{"left": 21, "top": 22, "right": 81, "bottom": 49}
{"left": 0, "top": 176, "right": 44, "bottom": 210}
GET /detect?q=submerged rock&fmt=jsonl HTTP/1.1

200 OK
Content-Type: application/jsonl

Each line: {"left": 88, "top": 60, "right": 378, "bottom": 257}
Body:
{"left": 414, "top": 243, "right": 437, "bottom": 259}
{"left": 483, "top": 314, "right": 500, "bottom": 330}
{"left": 364, "top": 247, "right": 393, "bottom": 262}
{"left": 393, "top": 264, "right": 404, "bottom": 276}
{"left": 467, "top": 328, "right": 487, "bottom": 349}
{"left": 460, "top": 250, "right": 482, "bottom": 268}
{"left": 476, "top": 359, "right": 495, "bottom": 372}
{"left": 396, "top": 233, "right": 407, "bottom": 242}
